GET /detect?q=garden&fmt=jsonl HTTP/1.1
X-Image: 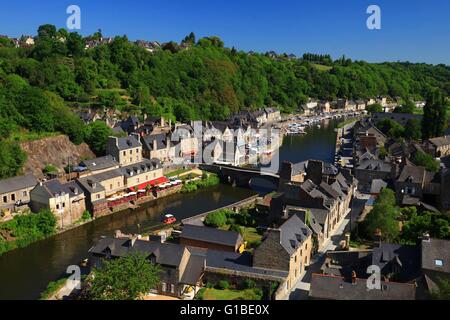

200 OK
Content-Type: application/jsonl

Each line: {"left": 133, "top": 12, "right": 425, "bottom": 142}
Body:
{"left": 204, "top": 207, "right": 264, "bottom": 250}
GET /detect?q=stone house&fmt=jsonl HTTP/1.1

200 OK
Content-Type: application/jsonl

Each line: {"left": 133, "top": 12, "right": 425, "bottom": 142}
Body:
{"left": 30, "top": 179, "right": 86, "bottom": 228}
{"left": 425, "top": 136, "right": 450, "bottom": 158}
{"left": 89, "top": 237, "right": 206, "bottom": 298}
{"left": 0, "top": 174, "right": 37, "bottom": 213}
{"left": 263, "top": 107, "right": 281, "bottom": 123}
{"left": 354, "top": 159, "right": 394, "bottom": 192}
{"left": 141, "top": 133, "right": 171, "bottom": 162}
{"left": 395, "top": 165, "right": 441, "bottom": 206}
{"left": 106, "top": 134, "right": 142, "bottom": 166}
{"left": 120, "top": 159, "right": 164, "bottom": 190}
{"left": 80, "top": 155, "right": 120, "bottom": 175}
{"left": 253, "top": 214, "right": 312, "bottom": 291}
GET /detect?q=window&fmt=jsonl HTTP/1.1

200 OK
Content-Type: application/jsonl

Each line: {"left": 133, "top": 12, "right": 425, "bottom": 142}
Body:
{"left": 62, "top": 202, "right": 65, "bottom": 208}
{"left": 161, "top": 282, "right": 167, "bottom": 292}
{"left": 435, "top": 259, "right": 444, "bottom": 267}
{"left": 110, "top": 184, "right": 113, "bottom": 190}
{"left": 136, "top": 148, "right": 139, "bottom": 154}
{"left": 130, "top": 150, "right": 133, "bottom": 155}
{"left": 11, "top": 194, "right": 15, "bottom": 201}
{"left": 137, "top": 178, "right": 140, "bottom": 183}
{"left": 123, "top": 151, "right": 126, "bottom": 156}
{"left": 3, "top": 196, "right": 7, "bottom": 203}
{"left": 130, "top": 157, "right": 132, "bottom": 163}
{"left": 23, "top": 191, "right": 27, "bottom": 197}
{"left": 117, "top": 182, "right": 120, "bottom": 187}
{"left": 96, "top": 194, "right": 100, "bottom": 200}
{"left": 56, "top": 204, "right": 60, "bottom": 210}
{"left": 170, "top": 284, "right": 175, "bottom": 294}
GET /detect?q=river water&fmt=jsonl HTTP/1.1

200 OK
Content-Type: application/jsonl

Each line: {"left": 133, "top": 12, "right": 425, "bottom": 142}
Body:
{"left": 0, "top": 118, "right": 342, "bottom": 300}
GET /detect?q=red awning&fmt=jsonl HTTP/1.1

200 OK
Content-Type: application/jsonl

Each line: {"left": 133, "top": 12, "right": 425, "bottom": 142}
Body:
{"left": 129, "top": 176, "right": 170, "bottom": 192}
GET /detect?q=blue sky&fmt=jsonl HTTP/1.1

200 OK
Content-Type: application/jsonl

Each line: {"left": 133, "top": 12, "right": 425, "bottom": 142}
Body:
{"left": 1, "top": 0, "right": 449, "bottom": 64}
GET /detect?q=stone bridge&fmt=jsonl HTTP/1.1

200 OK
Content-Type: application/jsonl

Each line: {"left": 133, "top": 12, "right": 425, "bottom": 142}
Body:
{"left": 199, "top": 164, "right": 280, "bottom": 188}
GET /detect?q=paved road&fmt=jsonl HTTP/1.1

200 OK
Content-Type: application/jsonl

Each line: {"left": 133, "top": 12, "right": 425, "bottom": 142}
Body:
{"left": 287, "top": 192, "right": 369, "bottom": 300}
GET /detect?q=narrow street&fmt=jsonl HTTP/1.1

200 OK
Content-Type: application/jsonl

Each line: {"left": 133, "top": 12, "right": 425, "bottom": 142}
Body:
{"left": 287, "top": 191, "right": 368, "bottom": 300}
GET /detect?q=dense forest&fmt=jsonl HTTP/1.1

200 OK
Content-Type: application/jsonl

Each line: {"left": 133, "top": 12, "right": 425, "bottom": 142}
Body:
{"left": 0, "top": 24, "right": 449, "bottom": 179}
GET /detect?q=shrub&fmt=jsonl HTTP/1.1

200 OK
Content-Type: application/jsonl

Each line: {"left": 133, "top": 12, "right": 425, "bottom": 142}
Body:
{"left": 195, "top": 288, "right": 206, "bottom": 300}
{"left": 204, "top": 211, "right": 228, "bottom": 228}
{"left": 230, "top": 224, "right": 243, "bottom": 234}
{"left": 217, "top": 280, "right": 230, "bottom": 290}
{"left": 206, "top": 282, "right": 214, "bottom": 289}
{"left": 242, "top": 279, "right": 256, "bottom": 289}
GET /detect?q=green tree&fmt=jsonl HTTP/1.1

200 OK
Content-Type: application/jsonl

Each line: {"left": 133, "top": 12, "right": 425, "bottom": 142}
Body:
{"left": 204, "top": 210, "right": 228, "bottom": 228}
{"left": 0, "top": 140, "right": 27, "bottom": 179}
{"left": 404, "top": 119, "right": 422, "bottom": 140}
{"left": 413, "top": 151, "right": 440, "bottom": 172}
{"left": 84, "top": 121, "right": 114, "bottom": 155}
{"left": 376, "top": 119, "right": 405, "bottom": 138}
{"left": 394, "top": 99, "right": 416, "bottom": 114}
{"left": 86, "top": 253, "right": 161, "bottom": 300}
{"left": 429, "top": 278, "right": 450, "bottom": 300}
{"left": 422, "top": 89, "right": 447, "bottom": 139}
{"left": 366, "top": 103, "right": 383, "bottom": 114}
{"left": 360, "top": 189, "right": 400, "bottom": 242}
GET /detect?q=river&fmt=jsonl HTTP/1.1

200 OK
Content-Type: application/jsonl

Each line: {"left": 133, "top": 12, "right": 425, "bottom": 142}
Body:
{"left": 0, "top": 117, "right": 342, "bottom": 300}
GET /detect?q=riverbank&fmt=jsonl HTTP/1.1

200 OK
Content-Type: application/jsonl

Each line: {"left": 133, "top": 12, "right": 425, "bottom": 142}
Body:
{"left": 0, "top": 168, "right": 203, "bottom": 257}
{"left": 0, "top": 183, "right": 257, "bottom": 300}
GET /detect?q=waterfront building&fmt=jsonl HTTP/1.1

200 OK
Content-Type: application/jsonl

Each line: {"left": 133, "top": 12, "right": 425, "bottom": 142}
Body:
{"left": 0, "top": 173, "right": 38, "bottom": 214}
{"left": 30, "top": 179, "right": 86, "bottom": 228}
{"left": 106, "top": 134, "right": 143, "bottom": 166}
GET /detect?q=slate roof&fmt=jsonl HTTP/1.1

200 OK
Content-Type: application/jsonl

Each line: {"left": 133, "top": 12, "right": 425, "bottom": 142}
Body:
{"left": 421, "top": 238, "right": 450, "bottom": 274}
{"left": 397, "top": 165, "right": 431, "bottom": 185}
{"left": 180, "top": 224, "right": 243, "bottom": 247}
{"left": 205, "top": 249, "right": 288, "bottom": 280}
{"left": 81, "top": 156, "right": 119, "bottom": 172}
{"left": 0, "top": 174, "right": 37, "bottom": 194}
{"left": 120, "top": 159, "right": 162, "bottom": 178}
{"left": 39, "top": 179, "right": 83, "bottom": 198}
{"left": 76, "top": 176, "right": 106, "bottom": 194}
{"left": 142, "top": 133, "right": 167, "bottom": 151}
{"left": 180, "top": 247, "right": 207, "bottom": 285}
{"left": 356, "top": 159, "right": 392, "bottom": 173}
{"left": 370, "top": 179, "right": 388, "bottom": 194}
{"left": 372, "top": 243, "right": 421, "bottom": 282}
{"left": 309, "top": 273, "right": 416, "bottom": 300}
{"left": 89, "top": 237, "right": 186, "bottom": 267}
{"left": 116, "top": 135, "right": 142, "bottom": 150}
{"left": 428, "top": 136, "right": 450, "bottom": 147}
{"left": 277, "top": 213, "right": 312, "bottom": 255}
{"left": 291, "top": 161, "right": 308, "bottom": 176}
{"left": 321, "top": 250, "right": 372, "bottom": 278}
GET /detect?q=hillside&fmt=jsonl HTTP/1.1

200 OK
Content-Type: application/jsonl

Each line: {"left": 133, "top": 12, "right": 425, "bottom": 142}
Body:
{"left": 0, "top": 24, "right": 449, "bottom": 180}
{"left": 20, "top": 135, "right": 95, "bottom": 178}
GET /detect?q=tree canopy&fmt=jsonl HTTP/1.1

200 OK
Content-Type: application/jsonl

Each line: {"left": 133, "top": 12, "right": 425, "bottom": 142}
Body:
{"left": 85, "top": 253, "right": 161, "bottom": 300}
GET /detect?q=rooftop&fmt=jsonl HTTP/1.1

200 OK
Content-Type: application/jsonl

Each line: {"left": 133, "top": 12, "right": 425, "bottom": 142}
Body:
{"left": 309, "top": 273, "right": 416, "bottom": 300}
{"left": 0, "top": 173, "right": 37, "bottom": 194}
{"left": 180, "top": 224, "right": 243, "bottom": 247}
{"left": 421, "top": 238, "right": 450, "bottom": 274}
